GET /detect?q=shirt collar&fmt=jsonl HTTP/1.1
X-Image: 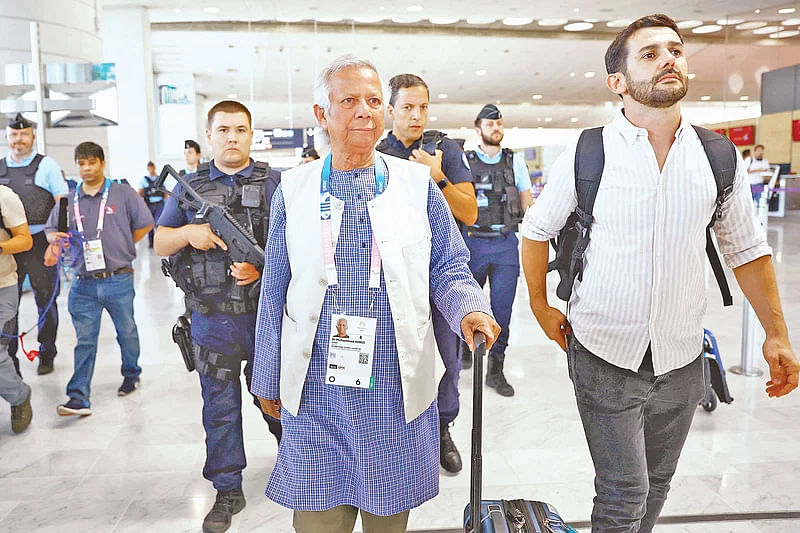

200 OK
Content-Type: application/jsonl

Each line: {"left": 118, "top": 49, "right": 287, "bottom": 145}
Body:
{"left": 5, "top": 150, "right": 38, "bottom": 167}
{"left": 386, "top": 131, "right": 419, "bottom": 152}
{"left": 612, "top": 109, "right": 692, "bottom": 145}
{"left": 208, "top": 159, "right": 254, "bottom": 181}
{"left": 474, "top": 145, "right": 503, "bottom": 164}
{"left": 78, "top": 177, "right": 109, "bottom": 198}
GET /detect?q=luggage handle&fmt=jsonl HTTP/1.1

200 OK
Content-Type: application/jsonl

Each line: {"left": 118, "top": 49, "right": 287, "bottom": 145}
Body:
{"left": 468, "top": 332, "right": 487, "bottom": 533}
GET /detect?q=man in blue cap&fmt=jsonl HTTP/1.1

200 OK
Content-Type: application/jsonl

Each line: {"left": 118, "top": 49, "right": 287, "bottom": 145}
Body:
{"left": 2, "top": 113, "right": 68, "bottom": 375}
{"left": 376, "top": 73, "right": 477, "bottom": 475}
{"left": 462, "top": 104, "right": 534, "bottom": 397}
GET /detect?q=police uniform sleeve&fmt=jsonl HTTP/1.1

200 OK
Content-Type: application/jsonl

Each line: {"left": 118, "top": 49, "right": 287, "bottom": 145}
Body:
{"left": 520, "top": 147, "right": 578, "bottom": 242}
{"left": 428, "top": 181, "right": 492, "bottom": 336}
{"left": 156, "top": 185, "right": 188, "bottom": 228}
{"left": 38, "top": 156, "right": 69, "bottom": 197}
{"left": 252, "top": 185, "right": 290, "bottom": 400}
{"left": 125, "top": 185, "right": 155, "bottom": 230}
{"left": 441, "top": 138, "right": 473, "bottom": 185}
{"left": 512, "top": 152, "right": 532, "bottom": 192}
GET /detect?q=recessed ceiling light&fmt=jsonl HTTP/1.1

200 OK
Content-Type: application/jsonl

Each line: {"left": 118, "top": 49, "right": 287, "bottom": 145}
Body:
{"left": 430, "top": 116, "right": 438, "bottom": 122}
{"left": 573, "top": 8, "right": 580, "bottom": 13}
{"left": 532, "top": 94, "right": 543, "bottom": 100}
{"left": 778, "top": 7, "right": 796, "bottom": 14}
{"left": 475, "top": 69, "right": 487, "bottom": 76}
{"left": 607, "top": 19, "right": 633, "bottom": 28}
{"left": 716, "top": 18, "right": 744, "bottom": 25}
{"left": 502, "top": 18, "right": 533, "bottom": 26}
{"left": 438, "top": 93, "right": 448, "bottom": 99}
{"left": 740, "top": 95, "right": 750, "bottom": 100}
{"left": 754, "top": 25, "right": 783, "bottom": 34}
{"left": 353, "top": 16, "right": 384, "bottom": 23}
{"left": 688, "top": 73, "right": 696, "bottom": 79}
{"left": 693, "top": 25, "right": 722, "bottom": 34}
{"left": 770, "top": 29, "right": 800, "bottom": 38}
{"left": 316, "top": 16, "right": 343, "bottom": 22}
{"left": 584, "top": 71, "right": 596, "bottom": 78}
{"left": 407, "top": 5, "right": 423, "bottom": 12}
{"left": 583, "top": 18, "right": 599, "bottom": 23}
{"left": 204, "top": 7, "right": 220, "bottom": 13}
{"left": 521, "top": 101, "right": 531, "bottom": 107}
{"left": 466, "top": 17, "right": 496, "bottom": 24}
{"left": 429, "top": 17, "right": 459, "bottom": 24}
{"left": 677, "top": 20, "right": 703, "bottom": 29}
{"left": 736, "top": 21, "right": 767, "bottom": 30}
{"left": 458, "top": 70, "right": 464, "bottom": 75}
{"left": 537, "top": 117, "right": 542, "bottom": 122}
{"left": 276, "top": 16, "right": 303, "bottom": 22}
{"left": 173, "top": 8, "right": 181, "bottom": 13}
{"left": 700, "top": 95, "right": 711, "bottom": 101}
{"left": 569, "top": 72, "right": 576, "bottom": 77}
{"left": 570, "top": 117, "right": 579, "bottom": 122}
{"left": 391, "top": 16, "right": 423, "bottom": 23}
{"left": 564, "top": 22, "right": 593, "bottom": 31}
{"left": 495, "top": 100, "right": 501, "bottom": 104}
{"left": 227, "top": 93, "right": 237, "bottom": 98}
{"left": 544, "top": 117, "right": 553, "bottom": 122}
{"left": 460, "top": 126, "right": 467, "bottom": 130}
{"left": 755, "top": 9, "right": 761, "bottom": 14}
{"left": 284, "top": 116, "right": 289, "bottom": 120}
{"left": 781, "top": 18, "right": 800, "bottom": 25}
{"left": 538, "top": 18, "right": 567, "bottom": 26}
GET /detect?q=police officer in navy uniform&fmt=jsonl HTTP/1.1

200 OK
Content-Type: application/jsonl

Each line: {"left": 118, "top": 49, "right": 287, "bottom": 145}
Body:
{"left": 139, "top": 161, "right": 165, "bottom": 247}
{"left": 182, "top": 139, "right": 202, "bottom": 177}
{"left": 376, "top": 74, "right": 477, "bottom": 475}
{"left": 462, "top": 104, "right": 534, "bottom": 397}
{"left": 155, "top": 100, "right": 281, "bottom": 533}
{"left": 2, "top": 113, "right": 67, "bottom": 375}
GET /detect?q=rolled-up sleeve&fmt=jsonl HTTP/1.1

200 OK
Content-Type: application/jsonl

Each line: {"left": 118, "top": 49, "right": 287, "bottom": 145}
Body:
{"left": 427, "top": 181, "right": 492, "bottom": 336}
{"left": 713, "top": 155, "right": 772, "bottom": 268}
{"left": 252, "top": 185, "right": 291, "bottom": 399}
{"left": 520, "top": 148, "right": 578, "bottom": 242}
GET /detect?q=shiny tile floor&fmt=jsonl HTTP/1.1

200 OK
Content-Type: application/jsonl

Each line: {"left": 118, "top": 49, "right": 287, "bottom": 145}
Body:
{"left": 0, "top": 213, "right": 798, "bottom": 533}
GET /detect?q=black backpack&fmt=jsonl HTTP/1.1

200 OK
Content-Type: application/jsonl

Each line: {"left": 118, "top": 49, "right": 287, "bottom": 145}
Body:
{"left": 548, "top": 125, "right": 737, "bottom": 306}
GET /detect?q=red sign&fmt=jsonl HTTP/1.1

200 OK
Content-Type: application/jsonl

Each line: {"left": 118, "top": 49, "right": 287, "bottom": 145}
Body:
{"left": 729, "top": 125, "right": 755, "bottom": 146}
{"left": 713, "top": 128, "right": 727, "bottom": 136}
{"left": 793, "top": 119, "right": 800, "bottom": 142}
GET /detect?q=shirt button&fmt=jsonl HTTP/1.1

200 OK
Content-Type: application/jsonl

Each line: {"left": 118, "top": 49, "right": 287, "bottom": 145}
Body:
{"left": 309, "top": 314, "right": 319, "bottom": 322}
{"left": 357, "top": 194, "right": 362, "bottom": 199}
{"left": 361, "top": 242, "right": 366, "bottom": 248}
{"left": 303, "top": 350, "right": 311, "bottom": 358}
{"left": 360, "top": 217, "right": 365, "bottom": 223}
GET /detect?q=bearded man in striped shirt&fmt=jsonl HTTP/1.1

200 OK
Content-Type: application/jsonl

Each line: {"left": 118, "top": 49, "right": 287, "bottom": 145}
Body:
{"left": 521, "top": 14, "right": 799, "bottom": 533}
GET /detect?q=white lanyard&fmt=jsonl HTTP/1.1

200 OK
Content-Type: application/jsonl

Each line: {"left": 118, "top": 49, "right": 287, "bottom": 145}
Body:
{"left": 73, "top": 179, "right": 110, "bottom": 238}
{"left": 319, "top": 153, "right": 387, "bottom": 291}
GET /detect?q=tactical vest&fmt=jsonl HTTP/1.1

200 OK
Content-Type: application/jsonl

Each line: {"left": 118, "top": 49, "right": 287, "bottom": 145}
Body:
{"left": 0, "top": 154, "right": 55, "bottom": 225}
{"left": 142, "top": 175, "right": 164, "bottom": 204}
{"left": 465, "top": 148, "right": 523, "bottom": 235}
{"left": 376, "top": 130, "right": 447, "bottom": 159}
{"left": 165, "top": 161, "right": 271, "bottom": 315}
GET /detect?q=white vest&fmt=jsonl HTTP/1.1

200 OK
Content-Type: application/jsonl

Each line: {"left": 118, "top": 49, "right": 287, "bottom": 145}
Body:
{"left": 279, "top": 154, "right": 444, "bottom": 423}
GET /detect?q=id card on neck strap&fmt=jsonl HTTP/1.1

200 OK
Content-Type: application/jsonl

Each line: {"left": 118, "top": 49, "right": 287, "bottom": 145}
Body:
{"left": 326, "top": 314, "right": 377, "bottom": 389}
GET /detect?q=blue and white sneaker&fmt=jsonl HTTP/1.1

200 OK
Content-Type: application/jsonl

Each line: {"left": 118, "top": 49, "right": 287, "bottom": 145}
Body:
{"left": 56, "top": 399, "right": 91, "bottom": 417}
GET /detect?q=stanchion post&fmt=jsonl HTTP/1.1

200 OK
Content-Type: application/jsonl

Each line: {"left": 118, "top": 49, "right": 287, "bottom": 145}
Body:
{"left": 730, "top": 187, "right": 768, "bottom": 377}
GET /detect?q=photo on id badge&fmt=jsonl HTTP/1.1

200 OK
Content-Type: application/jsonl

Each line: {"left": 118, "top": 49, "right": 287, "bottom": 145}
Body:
{"left": 326, "top": 314, "right": 377, "bottom": 389}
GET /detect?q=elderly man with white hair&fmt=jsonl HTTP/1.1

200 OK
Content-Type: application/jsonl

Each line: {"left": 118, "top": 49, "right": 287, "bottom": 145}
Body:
{"left": 251, "top": 55, "right": 499, "bottom": 533}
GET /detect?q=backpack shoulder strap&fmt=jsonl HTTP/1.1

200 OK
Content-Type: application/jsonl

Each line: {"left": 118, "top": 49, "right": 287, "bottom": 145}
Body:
{"left": 692, "top": 125, "right": 737, "bottom": 307}
{"left": 574, "top": 127, "right": 605, "bottom": 218}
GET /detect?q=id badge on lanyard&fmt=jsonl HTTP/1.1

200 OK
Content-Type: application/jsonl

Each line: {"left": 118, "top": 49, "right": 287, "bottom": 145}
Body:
{"left": 320, "top": 153, "right": 386, "bottom": 390}
{"left": 74, "top": 180, "right": 110, "bottom": 272}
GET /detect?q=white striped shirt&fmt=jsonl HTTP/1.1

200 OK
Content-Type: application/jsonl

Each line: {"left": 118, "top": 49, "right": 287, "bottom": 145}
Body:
{"left": 522, "top": 111, "right": 772, "bottom": 375}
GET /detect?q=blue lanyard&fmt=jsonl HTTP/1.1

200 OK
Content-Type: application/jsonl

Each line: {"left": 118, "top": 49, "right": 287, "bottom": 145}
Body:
{"left": 73, "top": 179, "right": 111, "bottom": 238}
{"left": 320, "top": 153, "right": 386, "bottom": 220}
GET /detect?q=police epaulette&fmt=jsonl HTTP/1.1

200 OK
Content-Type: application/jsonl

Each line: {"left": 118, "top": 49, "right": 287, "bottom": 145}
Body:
{"left": 252, "top": 160, "right": 270, "bottom": 178}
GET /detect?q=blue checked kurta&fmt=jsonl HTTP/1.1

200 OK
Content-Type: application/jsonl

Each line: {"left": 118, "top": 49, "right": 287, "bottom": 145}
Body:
{"left": 252, "top": 164, "right": 490, "bottom": 516}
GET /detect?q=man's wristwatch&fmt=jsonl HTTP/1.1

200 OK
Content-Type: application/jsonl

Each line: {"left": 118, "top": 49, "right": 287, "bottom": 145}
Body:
{"left": 436, "top": 177, "right": 450, "bottom": 190}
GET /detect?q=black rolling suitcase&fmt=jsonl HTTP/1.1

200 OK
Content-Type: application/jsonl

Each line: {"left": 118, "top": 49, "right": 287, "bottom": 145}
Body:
{"left": 463, "top": 333, "right": 578, "bottom": 533}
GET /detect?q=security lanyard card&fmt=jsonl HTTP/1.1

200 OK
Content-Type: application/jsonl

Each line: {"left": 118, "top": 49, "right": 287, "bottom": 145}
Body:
{"left": 326, "top": 314, "right": 377, "bottom": 389}
{"left": 82, "top": 239, "right": 106, "bottom": 272}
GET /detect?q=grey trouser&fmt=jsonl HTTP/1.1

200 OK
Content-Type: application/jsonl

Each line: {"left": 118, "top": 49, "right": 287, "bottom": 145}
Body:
{"left": 0, "top": 285, "right": 28, "bottom": 406}
{"left": 567, "top": 336, "right": 705, "bottom": 533}
{"left": 293, "top": 506, "right": 410, "bottom": 533}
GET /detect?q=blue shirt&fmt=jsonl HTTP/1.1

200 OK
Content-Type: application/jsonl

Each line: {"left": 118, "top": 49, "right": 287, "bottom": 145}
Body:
{"left": 472, "top": 145, "right": 531, "bottom": 192}
{"left": 252, "top": 166, "right": 490, "bottom": 515}
{"left": 380, "top": 131, "right": 473, "bottom": 185}
{"left": 5, "top": 151, "right": 68, "bottom": 233}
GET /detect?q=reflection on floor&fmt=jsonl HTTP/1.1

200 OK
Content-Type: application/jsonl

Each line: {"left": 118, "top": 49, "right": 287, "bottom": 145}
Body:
{"left": 0, "top": 213, "right": 798, "bottom": 533}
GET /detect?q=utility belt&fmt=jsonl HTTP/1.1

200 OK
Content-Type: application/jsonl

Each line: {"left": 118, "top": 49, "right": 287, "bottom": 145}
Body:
{"left": 185, "top": 296, "right": 258, "bottom": 316}
{"left": 78, "top": 266, "right": 134, "bottom": 280}
{"left": 171, "top": 315, "right": 247, "bottom": 381}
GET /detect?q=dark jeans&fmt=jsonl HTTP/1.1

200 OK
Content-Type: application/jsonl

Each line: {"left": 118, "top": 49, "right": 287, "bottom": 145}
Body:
{"left": 434, "top": 303, "right": 461, "bottom": 425}
{"left": 66, "top": 273, "right": 142, "bottom": 407}
{"left": 9, "top": 231, "right": 59, "bottom": 372}
{"left": 462, "top": 231, "right": 519, "bottom": 361}
{"left": 567, "top": 336, "right": 705, "bottom": 533}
